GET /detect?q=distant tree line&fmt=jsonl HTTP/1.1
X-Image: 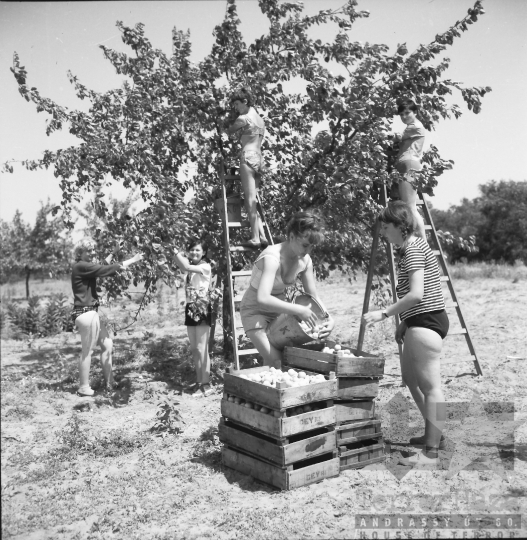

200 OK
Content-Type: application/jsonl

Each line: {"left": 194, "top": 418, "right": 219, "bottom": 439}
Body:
{"left": 0, "top": 201, "right": 73, "bottom": 297}
{"left": 1, "top": 180, "right": 524, "bottom": 301}
{"left": 431, "top": 180, "right": 527, "bottom": 264}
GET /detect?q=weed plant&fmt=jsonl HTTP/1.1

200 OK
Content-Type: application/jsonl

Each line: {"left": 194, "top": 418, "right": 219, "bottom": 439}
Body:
{"left": 3, "top": 293, "right": 72, "bottom": 339}
{"left": 54, "top": 412, "right": 150, "bottom": 459}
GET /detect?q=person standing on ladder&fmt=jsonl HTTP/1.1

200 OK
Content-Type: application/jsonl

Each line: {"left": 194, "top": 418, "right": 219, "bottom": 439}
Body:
{"left": 240, "top": 212, "right": 335, "bottom": 368}
{"left": 174, "top": 239, "right": 214, "bottom": 397}
{"left": 224, "top": 88, "right": 268, "bottom": 249}
{"left": 392, "top": 98, "right": 427, "bottom": 240}
{"left": 362, "top": 201, "right": 449, "bottom": 467}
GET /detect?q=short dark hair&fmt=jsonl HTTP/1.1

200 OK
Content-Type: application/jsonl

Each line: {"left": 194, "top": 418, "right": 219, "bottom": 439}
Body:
{"left": 286, "top": 211, "right": 325, "bottom": 245}
{"left": 230, "top": 87, "right": 253, "bottom": 107}
{"left": 378, "top": 201, "right": 416, "bottom": 240}
{"left": 187, "top": 238, "right": 208, "bottom": 254}
{"left": 397, "top": 98, "right": 418, "bottom": 115}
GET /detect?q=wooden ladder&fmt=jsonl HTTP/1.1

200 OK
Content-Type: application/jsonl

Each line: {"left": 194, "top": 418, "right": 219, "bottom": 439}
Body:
{"left": 218, "top": 162, "right": 274, "bottom": 370}
{"left": 357, "top": 185, "right": 483, "bottom": 377}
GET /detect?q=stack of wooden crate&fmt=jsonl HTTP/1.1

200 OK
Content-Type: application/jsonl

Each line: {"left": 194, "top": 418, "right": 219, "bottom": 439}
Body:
{"left": 220, "top": 365, "right": 340, "bottom": 490}
{"left": 283, "top": 345, "right": 386, "bottom": 471}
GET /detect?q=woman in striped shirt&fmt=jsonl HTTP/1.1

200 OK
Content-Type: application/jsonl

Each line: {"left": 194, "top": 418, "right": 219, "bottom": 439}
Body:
{"left": 363, "top": 201, "right": 449, "bottom": 467}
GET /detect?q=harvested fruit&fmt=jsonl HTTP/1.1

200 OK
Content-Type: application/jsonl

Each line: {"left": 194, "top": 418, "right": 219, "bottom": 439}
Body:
{"left": 235, "top": 368, "right": 328, "bottom": 388}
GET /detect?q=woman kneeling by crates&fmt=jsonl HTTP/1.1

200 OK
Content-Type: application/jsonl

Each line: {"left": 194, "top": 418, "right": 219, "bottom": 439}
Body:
{"left": 240, "top": 212, "right": 335, "bottom": 368}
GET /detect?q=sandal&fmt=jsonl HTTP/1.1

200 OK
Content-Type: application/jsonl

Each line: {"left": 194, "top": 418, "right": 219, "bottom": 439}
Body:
{"left": 191, "top": 384, "right": 205, "bottom": 398}
{"left": 202, "top": 383, "right": 214, "bottom": 397}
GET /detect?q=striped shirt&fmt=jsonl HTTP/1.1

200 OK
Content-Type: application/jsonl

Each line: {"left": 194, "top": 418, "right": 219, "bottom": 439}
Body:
{"left": 396, "top": 238, "right": 445, "bottom": 320}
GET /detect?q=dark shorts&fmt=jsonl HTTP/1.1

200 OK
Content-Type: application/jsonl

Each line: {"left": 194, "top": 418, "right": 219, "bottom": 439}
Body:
{"left": 184, "top": 303, "right": 212, "bottom": 327}
{"left": 404, "top": 309, "right": 449, "bottom": 339}
{"left": 71, "top": 304, "right": 98, "bottom": 323}
{"left": 395, "top": 159, "right": 422, "bottom": 175}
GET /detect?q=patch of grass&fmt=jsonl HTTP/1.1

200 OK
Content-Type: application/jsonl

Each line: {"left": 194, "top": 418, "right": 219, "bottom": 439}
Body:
{"left": 448, "top": 261, "right": 527, "bottom": 281}
{"left": 3, "top": 404, "right": 35, "bottom": 420}
{"left": 53, "top": 412, "right": 151, "bottom": 459}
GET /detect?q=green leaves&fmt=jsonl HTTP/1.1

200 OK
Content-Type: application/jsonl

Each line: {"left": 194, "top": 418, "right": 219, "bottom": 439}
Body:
{"left": 4, "top": 0, "right": 491, "bottom": 297}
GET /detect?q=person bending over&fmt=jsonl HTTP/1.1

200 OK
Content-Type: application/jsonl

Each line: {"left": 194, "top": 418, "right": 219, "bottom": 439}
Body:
{"left": 241, "top": 212, "right": 335, "bottom": 368}
{"left": 363, "top": 201, "right": 449, "bottom": 467}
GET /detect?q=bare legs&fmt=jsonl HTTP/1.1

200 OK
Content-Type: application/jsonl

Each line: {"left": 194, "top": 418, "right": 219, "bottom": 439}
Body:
{"left": 75, "top": 311, "right": 114, "bottom": 393}
{"left": 187, "top": 324, "right": 211, "bottom": 384}
{"left": 400, "top": 327, "right": 445, "bottom": 450}
{"left": 98, "top": 323, "right": 114, "bottom": 387}
{"left": 246, "top": 328, "right": 283, "bottom": 369}
{"left": 240, "top": 162, "right": 266, "bottom": 244}
{"left": 398, "top": 179, "right": 427, "bottom": 240}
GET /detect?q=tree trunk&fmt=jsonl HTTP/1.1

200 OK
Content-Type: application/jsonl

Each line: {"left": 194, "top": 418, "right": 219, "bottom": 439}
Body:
{"left": 25, "top": 267, "right": 31, "bottom": 298}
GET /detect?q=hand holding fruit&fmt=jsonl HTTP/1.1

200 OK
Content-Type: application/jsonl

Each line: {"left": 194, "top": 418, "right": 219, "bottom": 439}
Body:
{"left": 297, "top": 306, "right": 318, "bottom": 329}
{"left": 317, "top": 317, "right": 335, "bottom": 339}
{"left": 362, "top": 310, "right": 384, "bottom": 326}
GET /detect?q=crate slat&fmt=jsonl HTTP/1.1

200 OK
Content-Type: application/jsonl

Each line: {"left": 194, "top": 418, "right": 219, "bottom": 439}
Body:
{"left": 337, "top": 378, "right": 380, "bottom": 400}
{"left": 339, "top": 440, "right": 385, "bottom": 471}
{"left": 284, "top": 347, "right": 385, "bottom": 377}
{"left": 219, "top": 419, "right": 336, "bottom": 466}
{"left": 336, "top": 400, "right": 375, "bottom": 423}
{"left": 221, "top": 398, "right": 336, "bottom": 438}
{"left": 337, "top": 419, "right": 382, "bottom": 445}
{"left": 222, "top": 446, "right": 340, "bottom": 490}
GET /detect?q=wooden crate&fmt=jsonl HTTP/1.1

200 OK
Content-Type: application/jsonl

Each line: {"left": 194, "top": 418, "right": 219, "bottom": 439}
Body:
{"left": 339, "top": 440, "right": 385, "bottom": 471}
{"left": 337, "top": 378, "right": 379, "bottom": 400}
{"left": 222, "top": 446, "right": 340, "bottom": 490}
{"left": 223, "top": 366, "right": 337, "bottom": 411}
{"left": 284, "top": 346, "right": 385, "bottom": 378}
{"left": 336, "top": 400, "right": 375, "bottom": 423}
{"left": 221, "top": 398, "right": 336, "bottom": 438}
{"left": 219, "top": 419, "right": 336, "bottom": 467}
{"left": 336, "top": 419, "right": 382, "bottom": 445}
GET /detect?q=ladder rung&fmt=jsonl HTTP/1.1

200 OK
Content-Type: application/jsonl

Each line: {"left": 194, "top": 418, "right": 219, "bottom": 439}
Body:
{"left": 230, "top": 246, "right": 257, "bottom": 252}
{"left": 424, "top": 225, "right": 432, "bottom": 230}
{"left": 228, "top": 221, "right": 250, "bottom": 228}
{"left": 234, "top": 296, "right": 243, "bottom": 303}
{"left": 440, "top": 276, "right": 450, "bottom": 282}
{"left": 444, "top": 302, "right": 459, "bottom": 309}
{"left": 232, "top": 270, "right": 252, "bottom": 277}
{"left": 432, "top": 250, "right": 441, "bottom": 256}
{"left": 446, "top": 329, "right": 468, "bottom": 336}
{"left": 238, "top": 348, "right": 259, "bottom": 356}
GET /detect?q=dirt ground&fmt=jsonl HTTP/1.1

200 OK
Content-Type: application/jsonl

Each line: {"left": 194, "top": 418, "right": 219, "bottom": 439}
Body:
{"left": 1, "top": 270, "right": 526, "bottom": 539}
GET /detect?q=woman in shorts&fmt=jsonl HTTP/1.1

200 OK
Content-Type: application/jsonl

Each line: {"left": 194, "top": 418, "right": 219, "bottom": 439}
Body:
{"left": 363, "top": 201, "right": 449, "bottom": 467}
{"left": 240, "top": 212, "right": 335, "bottom": 368}
{"left": 393, "top": 98, "right": 427, "bottom": 239}
{"left": 71, "top": 243, "right": 142, "bottom": 396}
{"left": 174, "top": 239, "right": 214, "bottom": 397}
{"left": 225, "top": 88, "right": 268, "bottom": 248}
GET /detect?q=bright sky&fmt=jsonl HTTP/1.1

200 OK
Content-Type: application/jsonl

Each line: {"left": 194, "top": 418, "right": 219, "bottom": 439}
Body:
{"left": 1, "top": 0, "right": 526, "bottom": 225}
